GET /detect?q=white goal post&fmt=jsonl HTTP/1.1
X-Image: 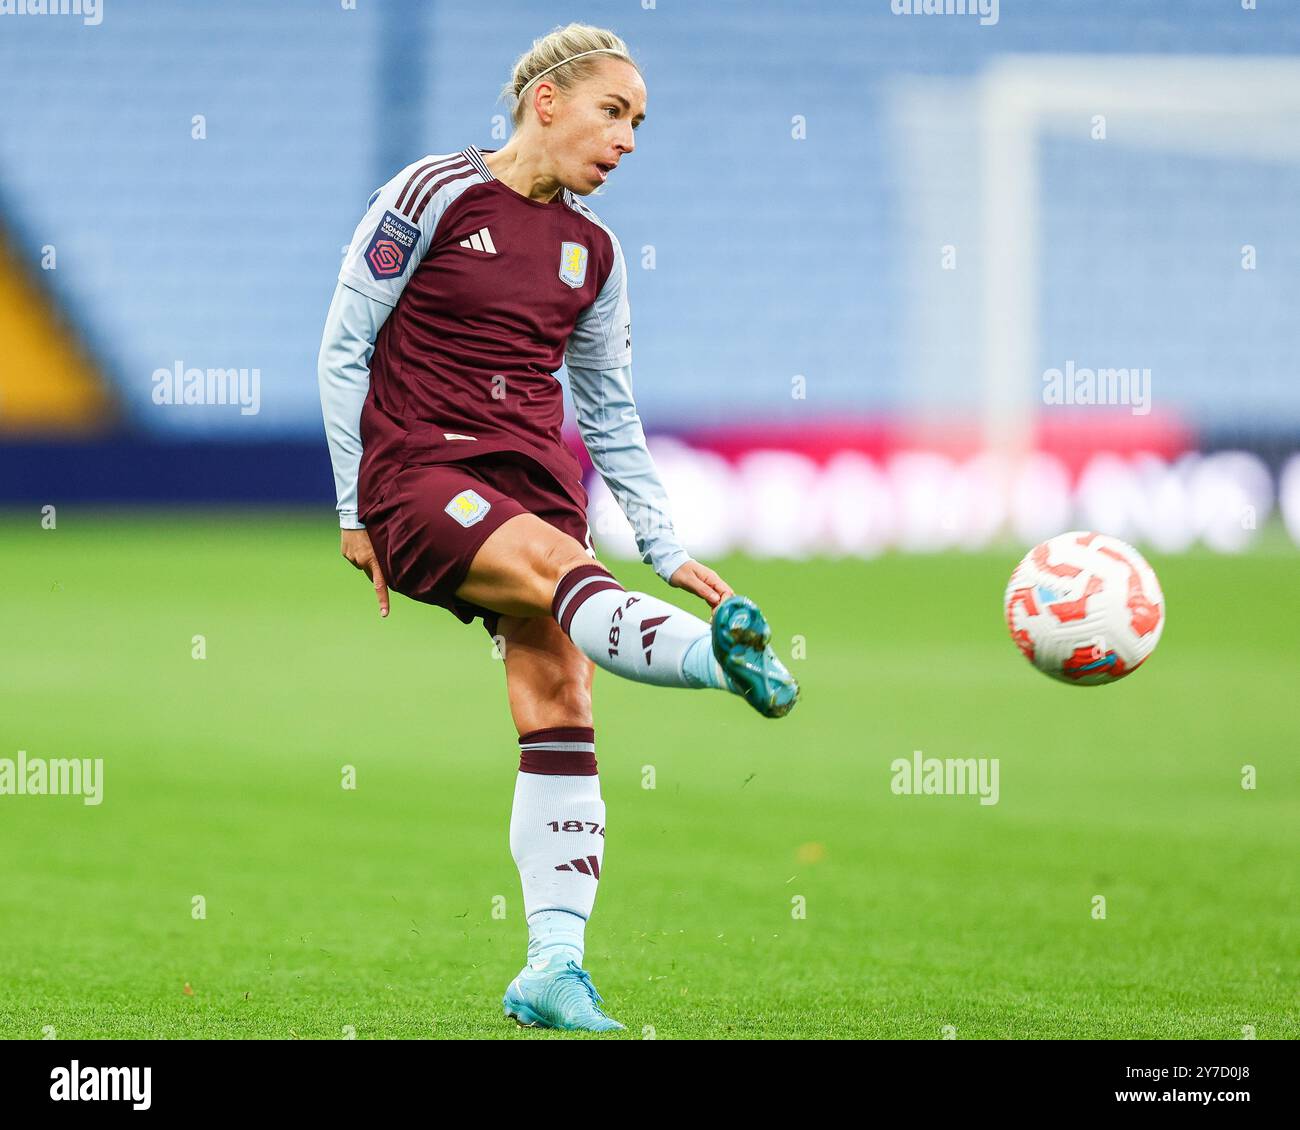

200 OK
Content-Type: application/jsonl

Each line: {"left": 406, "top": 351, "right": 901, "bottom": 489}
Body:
{"left": 977, "top": 54, "right": 1300, "bottom": 456}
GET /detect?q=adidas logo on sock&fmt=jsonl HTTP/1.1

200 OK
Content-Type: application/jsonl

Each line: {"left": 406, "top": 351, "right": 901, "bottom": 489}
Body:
{"left": 640, "top": 615, "right": 669, "bottom": 665}
{"left": 459, "top": 227, "right": 497, "bottom": 253}
{"left": 555, "top": 855, "right": 601, "bottom": 878}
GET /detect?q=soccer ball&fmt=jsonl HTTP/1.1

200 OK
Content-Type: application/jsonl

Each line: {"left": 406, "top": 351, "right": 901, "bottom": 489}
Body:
{"left": 1004, "top": 531, "right": 1165, "bottom": 685}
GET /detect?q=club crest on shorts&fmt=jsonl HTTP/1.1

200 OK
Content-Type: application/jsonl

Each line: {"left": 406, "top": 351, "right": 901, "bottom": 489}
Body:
{"left": 445, "top": 489, "right": 491, "bottom": 527}
{"left": 558, "top": 241, "right": 588, "bottom": 288}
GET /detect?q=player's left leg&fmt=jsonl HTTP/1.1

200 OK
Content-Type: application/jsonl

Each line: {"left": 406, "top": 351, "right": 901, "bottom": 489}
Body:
{"left": 496, "top": 612, "right": 622, "bottom": 1032}
{"left": 457, "top": 512, "right": 799, "bottom": 717}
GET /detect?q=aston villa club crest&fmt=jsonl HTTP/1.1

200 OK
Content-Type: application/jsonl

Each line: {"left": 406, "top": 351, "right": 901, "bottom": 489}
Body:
{"left": 558, "top": 241, "right": 588, "bottom": 288}
{"left": 444, "top": 489, "right": 491, "bottom": 527}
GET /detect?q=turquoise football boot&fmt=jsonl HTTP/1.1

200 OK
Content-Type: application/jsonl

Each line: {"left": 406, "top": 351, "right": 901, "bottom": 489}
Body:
{"left": 712, "top": 595, "right": 800, "bottom": 718}
{"left": 503, "top": 958, "right": 625, "bottom": 1032}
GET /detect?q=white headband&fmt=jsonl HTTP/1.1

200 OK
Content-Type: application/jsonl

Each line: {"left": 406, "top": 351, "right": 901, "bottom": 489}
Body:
{"left": 517, "top": 48, "right": 625, "bottom": 98}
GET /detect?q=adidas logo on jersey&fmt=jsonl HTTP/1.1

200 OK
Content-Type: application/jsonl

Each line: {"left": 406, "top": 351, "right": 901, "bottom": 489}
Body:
{"left": 459, "top": 227, "right": 497, "bottom": 253}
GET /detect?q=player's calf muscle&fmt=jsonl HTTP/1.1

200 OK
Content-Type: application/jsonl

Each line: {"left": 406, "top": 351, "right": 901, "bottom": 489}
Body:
{"left": 499, "top": 613, "right": 594, "bottom": 731}
{"left": 508, "top": 668, "right": 594, "bottom": 731}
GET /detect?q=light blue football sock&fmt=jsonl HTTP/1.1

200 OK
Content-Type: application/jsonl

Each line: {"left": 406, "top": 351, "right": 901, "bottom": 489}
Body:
{"left": 527, "top": 909, "right": 586, "bottom": 969}
{"left": 681, "top": 633, "right": 727, "bottom": 690}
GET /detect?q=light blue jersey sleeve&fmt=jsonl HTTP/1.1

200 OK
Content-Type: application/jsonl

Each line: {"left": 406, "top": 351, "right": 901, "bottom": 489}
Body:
{"left": 565, "top": 226, "right": 633, "bottom": 371}
{"left": 338, "top": 155, "right": 460, "bottom": 307}
{"left": 567, "top": 359, "right": 691, "bottom": 582}
{"left": 317, "top": 281, "right": 393, "bottom": 529}
{"left": 565, "top": 229, "right": 691, "bottom": 582}
{"left": 320, "top": 154, "right": 480, "bottom": 527}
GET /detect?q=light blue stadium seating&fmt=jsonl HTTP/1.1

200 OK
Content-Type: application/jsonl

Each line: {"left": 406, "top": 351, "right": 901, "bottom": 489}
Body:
{"left": 0, "top": 0, "right": 1296, "bottom": 436}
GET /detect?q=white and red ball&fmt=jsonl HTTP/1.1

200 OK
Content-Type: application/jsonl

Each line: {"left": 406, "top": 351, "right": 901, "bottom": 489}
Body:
{"left": 1004, "top": 531, "right": 1165, "bottom": 685}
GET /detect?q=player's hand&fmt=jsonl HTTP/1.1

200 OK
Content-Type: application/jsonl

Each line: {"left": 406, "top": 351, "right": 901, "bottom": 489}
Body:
{"left": 340, "top": 528, "right": 390, "bottom": 618}
{"left": 668, "top": 560, "right": 734, "bottom": 610}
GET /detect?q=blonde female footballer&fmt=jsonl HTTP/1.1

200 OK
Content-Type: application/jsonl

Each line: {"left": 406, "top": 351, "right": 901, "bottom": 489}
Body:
{"left": 317, "top": 22, "right": 798, "bottom": 1032}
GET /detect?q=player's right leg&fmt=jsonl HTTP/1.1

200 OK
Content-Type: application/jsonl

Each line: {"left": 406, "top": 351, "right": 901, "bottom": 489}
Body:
{"left": 494, "top": 612, "right": 623, "bottom": 1032}
{"left": 455, "top": 513, "right": 799, "bottom": 717}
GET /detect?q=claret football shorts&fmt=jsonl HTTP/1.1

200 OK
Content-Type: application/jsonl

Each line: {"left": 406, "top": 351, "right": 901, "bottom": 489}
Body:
{"left": 360, "top": 452, "right": 594, "bottom": 637}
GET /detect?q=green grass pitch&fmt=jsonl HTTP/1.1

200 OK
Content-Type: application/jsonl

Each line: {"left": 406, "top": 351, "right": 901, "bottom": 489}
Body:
{"left": 0, "top": 512, "right": 1295, "bottom": 1039}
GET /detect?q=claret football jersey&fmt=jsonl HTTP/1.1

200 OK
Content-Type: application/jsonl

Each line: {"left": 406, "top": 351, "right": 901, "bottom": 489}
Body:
{"left": 337, "top": 144, "right": 633, "bottom": 515}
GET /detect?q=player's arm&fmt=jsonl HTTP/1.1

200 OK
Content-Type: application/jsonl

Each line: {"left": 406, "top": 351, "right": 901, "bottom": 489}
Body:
{"left": 565, "top": 233, "right": 732, "bottom": 608}
{"left": 317, "top": 281, "right": 394, "bottom": 615}
{"left": 318, "top": 281, "right": 391, "bottom": 531}
{"left": 568, "top": 358, "right": 731, "bottom": 607}
{"left": 321, "top": 159, "right": 449, "bottom": 529}
{"left": 317, "top": 160, "right": 446, "bottom": 615}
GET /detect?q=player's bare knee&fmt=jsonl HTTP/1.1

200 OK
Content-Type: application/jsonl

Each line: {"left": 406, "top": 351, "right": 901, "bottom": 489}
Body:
{"left": 537, "top": 535, "right": 596, "bottom": 599}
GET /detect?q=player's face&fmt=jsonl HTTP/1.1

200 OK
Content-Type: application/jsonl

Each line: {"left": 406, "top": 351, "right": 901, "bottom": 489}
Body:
{"left": 557, "top": 60, "right": 646, "bottom": 194}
